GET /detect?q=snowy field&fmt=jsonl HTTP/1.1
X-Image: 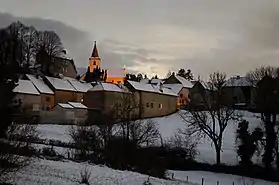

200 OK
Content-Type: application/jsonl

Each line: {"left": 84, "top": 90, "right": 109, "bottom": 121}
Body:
{"left": 7, "top": 158, "right": 193, "bottom": 185}
{"left": 168, "top": 170, "right": 278, "bottom": 185}
{"left": 36, "top": 111, "right": 263, "bottom": 165}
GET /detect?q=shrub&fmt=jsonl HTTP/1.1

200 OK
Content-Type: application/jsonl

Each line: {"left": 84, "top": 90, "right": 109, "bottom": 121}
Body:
{"left": 80, "top": 167, "right": 91, "bottom": 185}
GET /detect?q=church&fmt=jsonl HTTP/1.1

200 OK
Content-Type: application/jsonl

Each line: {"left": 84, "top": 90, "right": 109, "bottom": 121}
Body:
{"left": 80, "top": 41, "right": 126, "bottom": 84}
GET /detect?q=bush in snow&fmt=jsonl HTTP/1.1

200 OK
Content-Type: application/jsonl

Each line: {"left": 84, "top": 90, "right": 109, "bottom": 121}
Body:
{"left": 79, "top": 166, "right": 91, "bottom": 185}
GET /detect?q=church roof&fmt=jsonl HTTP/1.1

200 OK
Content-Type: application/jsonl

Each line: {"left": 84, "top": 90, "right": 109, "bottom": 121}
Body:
{"left": 91, "top": 41, "right": 99, "bottom": 58}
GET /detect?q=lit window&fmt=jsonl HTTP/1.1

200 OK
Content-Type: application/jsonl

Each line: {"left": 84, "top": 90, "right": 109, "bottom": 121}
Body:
{"left": 159, "top": 104, "right": 163, "bottom": 109}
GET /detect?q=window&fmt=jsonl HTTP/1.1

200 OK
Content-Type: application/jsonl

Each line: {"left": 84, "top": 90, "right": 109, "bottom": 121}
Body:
{"left": 179, "top": 94, "right": 183, "bottom": 98}
{"left": 93, "top": 61, "right": 96, "bottom": 65}
{"left": 146, "top": 102, "right": 149, "bottom": 108}
{"left": 159, "top": 104, "right": 163, "bottom": 109}
{"left": 46, "top": 97, "right": 50, "bottom": 102}
{"left": 150, "top": 103, "right": 154, "bottom": 108}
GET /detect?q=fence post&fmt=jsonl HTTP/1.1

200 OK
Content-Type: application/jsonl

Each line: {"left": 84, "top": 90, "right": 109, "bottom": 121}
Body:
{"left": 186, "top": 176, "right": 188, "bottom": 182}
{"left": 232, "top": 182, "right": 234, "bottom": 185}
{"left": 201, "top": 178, "right": 204, "bottom": 185}
{"left": 171, "top": 173, "right": 174, "bottom": 179}
{"left": 217, "top": 181, "right": 219, "bottom": 185}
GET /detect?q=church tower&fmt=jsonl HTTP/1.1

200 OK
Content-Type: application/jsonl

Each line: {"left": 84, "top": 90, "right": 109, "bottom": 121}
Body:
{"left": 89, "top": 41, "right": 101, "bottom": 72}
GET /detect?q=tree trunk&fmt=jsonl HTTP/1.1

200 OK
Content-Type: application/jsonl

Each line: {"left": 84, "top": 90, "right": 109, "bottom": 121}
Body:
{"left": 214, "top": 141, "right": 221, "bottom": 165}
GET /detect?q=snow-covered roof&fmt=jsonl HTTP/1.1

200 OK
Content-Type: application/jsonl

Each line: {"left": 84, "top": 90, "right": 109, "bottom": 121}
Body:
{"left": 163, "top": 84, "right": 183, "bottom": 94}
{"left": 13, "top": 79, "right": 40, "bottom": 95}
{"left": 45, "top": 76, "right": 76, "bottom": 92}
{"left": 65, "top": 77, "right": 92, "bottom": 93}
{"left": 89, "top": 82, "right": 127, "bottom": 93}
{"left": 127, "top": 80, "right": 177, "bottom": 96}
{"left": 26, "top": 74, "right": 54, "bottom": 95}
{"left": 68, "top": 102, "right": 87, "bottom": 109}
{"left": 57, "top": 103, "right": 74, "bottom": 109}
{"left": 174, "top": 75, "right": 193, "bottom": 88}
{"left": 223, "top": 76, "right": 253, "bottom": 87}
{"left": 107, "top": 69, "right": 124, "bottom": 78}
{"left": 151, "top": 79, "right": 164, "bottom": 84}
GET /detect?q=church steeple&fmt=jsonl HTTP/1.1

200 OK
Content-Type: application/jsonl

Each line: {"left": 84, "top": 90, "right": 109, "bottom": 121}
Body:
{"left": 89, "top": 41, "right": 101, "bottom": 72}
{"left": 91, "top": 41, "right": 99, "bottom": 58}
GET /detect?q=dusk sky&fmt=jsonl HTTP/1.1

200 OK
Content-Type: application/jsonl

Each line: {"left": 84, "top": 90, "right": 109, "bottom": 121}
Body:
{"left": 0, "top": 0, "right": 279, "bottom": 79}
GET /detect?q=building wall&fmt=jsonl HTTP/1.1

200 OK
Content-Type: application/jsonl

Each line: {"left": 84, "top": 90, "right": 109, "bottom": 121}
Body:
{"left": 178, "top": 88, "right": 190, "bottom": 108}
{"left": 51, "top": 57, "right": 77, "bottom": 78}
{"left": 41, "top": 94, "right": 55, "bottom": 110}
{"left": 139, "top": 91, "right": 177, "bottom": 118}
{"left": 83, "top": 91, "right": 105, "bottom": 110}
{"left": 54, "top": 90, "right": 78, "bottom": 105}
{"left": 89, "top": 57, "right": 101, "bottom": 72}
{"left": 223, "top": 86, "right": 255, "bottom": 107}
{"left": 14, "top": 93, "right": 41, "bottom": 113}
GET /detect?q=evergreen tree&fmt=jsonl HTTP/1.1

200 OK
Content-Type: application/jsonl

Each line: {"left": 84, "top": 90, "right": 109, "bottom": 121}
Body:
{"left": 237, "top": 120, "right": 263, "bottom": 165}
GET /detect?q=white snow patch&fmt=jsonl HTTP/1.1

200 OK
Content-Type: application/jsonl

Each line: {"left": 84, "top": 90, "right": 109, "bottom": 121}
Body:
{"left": 169, "top": 170, "right": 277, "bottom": 185}
{"left": 45, "top": 76, "right": 76, "bottom": 91}
{"left": 8, "top": 158, "right": 193, "bottom": 185}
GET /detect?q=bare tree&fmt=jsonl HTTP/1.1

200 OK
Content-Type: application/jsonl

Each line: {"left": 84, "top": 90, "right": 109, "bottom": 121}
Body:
{"left": 181, "top": 71, "right": 241, "bottom": 164}
{"left": 129, "top": 119, "right": 160, "bottom": 146}
{"left": 246, "top": 66, "right": 279, "bottom": 82}
{"left": 38, "top": 30, "right": 63, "bottom": 57}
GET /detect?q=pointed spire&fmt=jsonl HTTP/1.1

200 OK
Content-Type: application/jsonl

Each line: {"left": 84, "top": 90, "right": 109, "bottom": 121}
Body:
{"left": 91, "top": 41, "right": 99, "bottom": 58}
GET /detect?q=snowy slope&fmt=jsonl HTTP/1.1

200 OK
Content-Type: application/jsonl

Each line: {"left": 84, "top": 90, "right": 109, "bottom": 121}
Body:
{"left": 35, "top": 111, "right": 263, "bottom": 165}
{"left": 8, "top": 159, "right": 193, "bottom": 185}
{"left": 168, "top": 170, "right": 277, "bottom": 185}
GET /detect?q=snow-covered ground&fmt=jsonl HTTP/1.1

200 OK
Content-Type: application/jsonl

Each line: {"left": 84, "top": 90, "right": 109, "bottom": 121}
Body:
{"left": 36, "top": 111, "right": 263, "bottom": 165}
{"left": 7, "top": 158, "right": 193, "bottom": 185}
{"left": 168, "top": 170, "right": 277, "bottom": 185}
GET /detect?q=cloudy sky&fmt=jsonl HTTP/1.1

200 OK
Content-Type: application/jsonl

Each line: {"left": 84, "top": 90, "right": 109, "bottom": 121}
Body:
{"left": 0, "top": 0, "right": 279, "bottom": 79}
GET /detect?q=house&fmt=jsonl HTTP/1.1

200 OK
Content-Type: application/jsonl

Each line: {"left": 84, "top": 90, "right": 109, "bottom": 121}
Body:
{"left": 65, "top": 77, "right": 92, "bottom": 102}
{"left": 84, "top": 82, "right": 129, "bottom": 112}
{"left": 50, "top": 50, "right": 78, "bottom": 78}
{"left": 222, "top": 76, "right": 256, "bottom": 108}
{"left": 125, "top": 80, "right": 178, "bottom": 118}
{"left": 163, "top": 74, "right": 193, "bottom": 108}
{"left": 44, "top": 76, "right": 78, "bottom": 105}
{"left": 13, "top": 79, "right": 41, "bottom": 114}
{"left": 40, "top": 102, "right": 88, "bottom": 125}
{"left": 84, "top": 82, "right": 130, "bottom": 124}
{"left": 26, "top": 74, "right": 55, "bottom": 110}
{"left": 189, "top": 81, "right": 216, "bottom": 109}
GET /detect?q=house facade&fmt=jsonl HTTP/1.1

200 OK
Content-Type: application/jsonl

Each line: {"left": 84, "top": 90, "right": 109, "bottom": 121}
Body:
{"left": 222, "top": 76, "right": 256, "bottom": 108}
{"left": 125, "top": 80, "right": 178, "bottom": 118}
{"left": 13, "top": 80, "right": 41, "bottom": 114}
{"left": 163, "top": 74, "right": 193, "bottom": 108}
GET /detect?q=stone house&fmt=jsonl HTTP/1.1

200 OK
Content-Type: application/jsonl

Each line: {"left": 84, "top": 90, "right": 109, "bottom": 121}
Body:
{"left": 222, "top": 76, "right": 256, "bottom": 108}
{"left": 44, "top": 76, "right": 79, "bottom": 105}
{"left": 26, "top": 74, "right": 55, "bottom": 110}
{"left": 125, "top": 80, "right": 178, "bottom": 118}
{"left": 65, "top": 77, "right": 92, "bottom": 102}
{"left": 163, "top": 74, "right": 193, "bottom": 108}
{"left": 13, "top": 79, "right": 41, "bottom": 114}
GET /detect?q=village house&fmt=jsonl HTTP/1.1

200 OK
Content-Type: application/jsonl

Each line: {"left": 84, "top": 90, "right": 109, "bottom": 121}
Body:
{"left": 125, "top": 80, "right": 178, "bottom": 118}
{"left": 222, "top": 76, "right": 256, "bottom": 109}
{"left": 163, "top": 74, "right": 193, "bottom": 108}
{"left": 189, "top": 81, "right": 216, "bottom": 109}
{"left": 13, "top": 79, "right": 41, "bottom": 114}
{"left": 25, "top": 74, "right": 55, "bottom": 110}
{"left": 83, "top": 82, "right": 130, "bottom": 124}
{"left": 44, "top": 76, "right": 79, "bottom": 105}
